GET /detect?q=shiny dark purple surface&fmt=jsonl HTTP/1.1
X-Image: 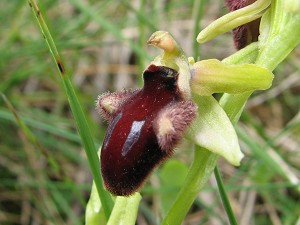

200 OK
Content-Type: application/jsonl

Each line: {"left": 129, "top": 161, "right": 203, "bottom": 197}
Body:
{"left": 101, "top": 65, "right": 180, "bottom": 196}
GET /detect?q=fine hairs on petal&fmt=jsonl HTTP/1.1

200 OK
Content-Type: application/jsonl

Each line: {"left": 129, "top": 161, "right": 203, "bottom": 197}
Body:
{"left": 154, "top": 100, "right": 197, "bottom": 154}
{"left": 96, "top": 89, "right": 138, "bottom": 122}
{"left": 103, "top": 152, "right": 169, "bottom": 196}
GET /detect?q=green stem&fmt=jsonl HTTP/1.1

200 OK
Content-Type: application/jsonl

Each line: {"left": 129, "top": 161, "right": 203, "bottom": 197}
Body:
{"left": 256, "top": 14, "right": 300, "bottom": 70}
{"left": 219, "top": 92, "right": 252, "bottom": 124}
{"left": 27, "top": 0, "right": 113, "bottom": 220}
{"left": 220, "top": 6, "right": 300, "bottom": 125}
{"left": 163, "top": 43, "right": 263, "bottom": 224}
{"left": 165, "top": 0, "right": 300, "bottom": 224}
{"left": 162, "top": 22, "right": 260, "bottom": 225}
{"left": 214, "top": 167, "right": 238, "bottom": 225}
{"left": 162, "top": 147, "right": 218, "bottom": 225}
{"left": 192, "top": 0, "right": 207, "bottom": 59}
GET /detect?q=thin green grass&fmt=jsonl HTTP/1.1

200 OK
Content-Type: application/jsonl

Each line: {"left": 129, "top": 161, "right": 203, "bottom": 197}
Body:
{"left": 27, "top": 0, "right": 113, "bottom": 220}
{"left": 214, "top": 166, "right": 238, "bottom": 225}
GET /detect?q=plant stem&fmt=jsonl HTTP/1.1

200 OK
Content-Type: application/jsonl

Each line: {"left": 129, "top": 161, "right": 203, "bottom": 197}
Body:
{"left": 165, "top": 0, "right": 300, "bottom": 224}
{"left": 256, "top": 14, "right": 300, "bottom": 70}
{"left": 163, "top": 24, "right": 264, "bottom": 225}
{"left": 162, "top": 147, "right": 218, "bottom": 225}
{"left": 192, "top": 0, "right": 207, "bottom": 59}
{"left": 214, "top": 166, "right": 238, "bottom": 225}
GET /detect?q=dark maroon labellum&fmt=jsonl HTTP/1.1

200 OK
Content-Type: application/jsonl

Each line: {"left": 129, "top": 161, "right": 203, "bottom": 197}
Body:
{"left": 98, "top": 64, "right": 196, "bottom": 196}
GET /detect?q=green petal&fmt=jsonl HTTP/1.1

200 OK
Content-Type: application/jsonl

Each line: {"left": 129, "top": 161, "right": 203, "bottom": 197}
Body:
{"left": 197, "top": 0, "right": 271, "bottom": 43}
{"left": 191, "top": 59, "right": 274, "bottom": 95}
{"left": 107, "top": 193, "right": 142, "bottom": 225}
{"left": 186, "top": 95, "right": 244, "bottom": 166}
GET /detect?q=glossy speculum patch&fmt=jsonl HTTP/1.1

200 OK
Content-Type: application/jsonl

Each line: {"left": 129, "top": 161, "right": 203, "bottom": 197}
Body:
{"left": 97, "top": 64, "right": 197, "bottom": 196}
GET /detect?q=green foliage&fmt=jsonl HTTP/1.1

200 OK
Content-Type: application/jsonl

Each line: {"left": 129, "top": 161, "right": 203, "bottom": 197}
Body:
{"left": 0, "top": 0, "right": 299, "bottom": 224}
{"left": 159, "top": 160, "right": 189, "bottom": 215}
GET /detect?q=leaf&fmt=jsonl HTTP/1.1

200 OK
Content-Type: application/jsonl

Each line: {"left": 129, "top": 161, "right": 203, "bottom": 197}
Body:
{"left": 186, "top": 95, "right": 244, "bottom": 166}
{"left": 28, "top": 0, "right": 114, "bottom": 218}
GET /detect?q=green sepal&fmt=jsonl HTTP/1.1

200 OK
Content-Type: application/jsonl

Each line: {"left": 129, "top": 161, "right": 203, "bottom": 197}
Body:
{"left": 186, "top": 94, "right": 244, "bottom": 166}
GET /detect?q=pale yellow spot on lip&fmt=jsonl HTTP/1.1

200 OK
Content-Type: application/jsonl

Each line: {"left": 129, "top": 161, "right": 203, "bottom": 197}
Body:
{"left": 157, "top": 115, "right": 174, "bottom": 136}
{"left": 101, "top": 98, "right": 117, "bottom": 113}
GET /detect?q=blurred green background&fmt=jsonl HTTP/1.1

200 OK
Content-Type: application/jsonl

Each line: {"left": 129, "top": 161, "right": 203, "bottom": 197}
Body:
{"left": 0, "top": 0, "right": 299, "bottom": 224}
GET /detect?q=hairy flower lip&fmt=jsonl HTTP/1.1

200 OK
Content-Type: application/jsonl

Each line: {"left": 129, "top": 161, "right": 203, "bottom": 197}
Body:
{"left": 98, "top": 62, "right": 197, "bottom": 196}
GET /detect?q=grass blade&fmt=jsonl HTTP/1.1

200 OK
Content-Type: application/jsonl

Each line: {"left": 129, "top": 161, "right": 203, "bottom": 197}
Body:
{"left": 214, "top": 166, "right": 238, "bottom": 225}
{"left": 27, "top": 0, "right": 113, "bottom": 219}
